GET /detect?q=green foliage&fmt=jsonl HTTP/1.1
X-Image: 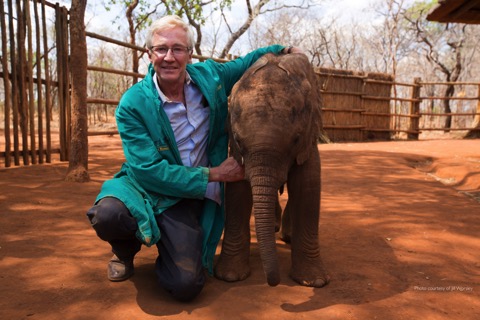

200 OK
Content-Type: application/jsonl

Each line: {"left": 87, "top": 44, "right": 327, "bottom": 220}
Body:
{"left": 105, "top": 0, "right": 232, "bottom": 32}
{"left": 162, "top": 0, "right": 232, "bottom": 25}
{"left": 105, "top": 0, "right": 159, "bottom": 31}
{"left": 405, "top": 0, "right": 444, "bottom": 33}
{"left": 406, "top": 0, "right": 437, "bottom": 20}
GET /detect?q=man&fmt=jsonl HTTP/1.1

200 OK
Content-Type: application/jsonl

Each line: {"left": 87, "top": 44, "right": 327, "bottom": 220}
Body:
{"left": 86, "top": 15, "right": 300, "bottom": 301}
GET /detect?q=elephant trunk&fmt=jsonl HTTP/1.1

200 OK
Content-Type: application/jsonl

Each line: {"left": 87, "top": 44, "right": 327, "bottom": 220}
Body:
{"left": 249, "top": 167, "right": 283, "bottom": 287}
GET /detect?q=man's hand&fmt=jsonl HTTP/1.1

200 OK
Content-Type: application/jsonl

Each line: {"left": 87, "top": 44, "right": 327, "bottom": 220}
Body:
{"left": 209, "top": 157, "right": 245, "bottom": 182}
{"left": 281, "top": 46, "right": 304, "bottom": 54}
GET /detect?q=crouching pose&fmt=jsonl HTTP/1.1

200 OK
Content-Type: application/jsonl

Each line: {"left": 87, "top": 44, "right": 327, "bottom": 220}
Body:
{"left": 86, "top": 15, "right": 299, "bottom": 301}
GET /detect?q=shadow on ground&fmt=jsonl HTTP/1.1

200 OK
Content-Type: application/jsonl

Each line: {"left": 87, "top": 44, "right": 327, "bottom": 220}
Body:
{"left": 0, "top": 138, "right": 479, "bottom": 319}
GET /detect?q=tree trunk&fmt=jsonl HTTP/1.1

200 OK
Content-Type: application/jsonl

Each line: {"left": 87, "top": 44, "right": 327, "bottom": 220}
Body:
{"left": 465, "top": 85, "right": 480, "bottom": 139}
{"left": 443, "top": 84, "right": 454, "bottom": 132}
{"left": 65, "top": 0, "right": 89, "bottom": 182}
{"left": 126, "top": 0, "right": 139, "bottom": 84}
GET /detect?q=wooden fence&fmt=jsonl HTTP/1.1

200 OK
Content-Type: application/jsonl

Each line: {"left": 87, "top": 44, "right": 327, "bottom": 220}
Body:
{"left": 1, "top": 0, "right": 479, "bottom": 168}
{"left": 317, "top": 68, "right": 398, "bottom": 141}
{"left": 317, "top": 68, "right": 480, "bottom": 142}
{"left": 1, "top": 0, "right": 69, "bottom": 167}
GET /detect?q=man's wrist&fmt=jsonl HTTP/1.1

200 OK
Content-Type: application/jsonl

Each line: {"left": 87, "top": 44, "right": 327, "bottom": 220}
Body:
{"left": 208, "top": 167, "right": 217, "bottom": 182}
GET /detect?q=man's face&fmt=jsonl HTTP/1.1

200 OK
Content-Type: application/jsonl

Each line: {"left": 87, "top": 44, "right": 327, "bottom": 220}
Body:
{"left": 149, "top": 26, "right": 192, "bottom": 87}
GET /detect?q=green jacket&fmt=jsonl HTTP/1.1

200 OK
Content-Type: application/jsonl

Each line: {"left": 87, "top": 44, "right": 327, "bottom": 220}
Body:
{"left": 96, "top": 44, "right": 286, "bottom": 273}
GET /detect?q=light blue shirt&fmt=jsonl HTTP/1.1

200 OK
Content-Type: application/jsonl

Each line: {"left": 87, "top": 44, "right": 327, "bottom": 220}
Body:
{"left": 153, "top": 73, "right": 221, "bottom": 204}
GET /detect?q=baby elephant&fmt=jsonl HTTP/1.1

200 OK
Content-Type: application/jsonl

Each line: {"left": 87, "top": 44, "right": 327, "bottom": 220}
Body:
{"left": 215, "top": 53, "right": 329, "bottom": 287}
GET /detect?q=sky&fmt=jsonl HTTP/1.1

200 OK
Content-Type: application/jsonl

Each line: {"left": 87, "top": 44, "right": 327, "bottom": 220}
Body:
{"left": 323, "top": 0, "right": 378, "bottom": 22}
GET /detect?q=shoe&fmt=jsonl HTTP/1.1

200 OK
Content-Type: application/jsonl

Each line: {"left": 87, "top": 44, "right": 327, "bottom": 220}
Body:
{"left": 107, "top": 254, "right": 134, "bottom": 282}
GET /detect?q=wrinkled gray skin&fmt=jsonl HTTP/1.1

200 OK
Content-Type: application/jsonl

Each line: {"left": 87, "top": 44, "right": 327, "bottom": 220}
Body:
{"left": 214, "top": 53, "right": 329, "bottom": 287}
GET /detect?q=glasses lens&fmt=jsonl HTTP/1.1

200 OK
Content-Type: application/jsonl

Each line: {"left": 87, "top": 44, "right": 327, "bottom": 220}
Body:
{"left": 172, "top": 47, "right": 187, "bottom": 55}
{"left": 152, "top": 46, "right": 190, "bottom": 57}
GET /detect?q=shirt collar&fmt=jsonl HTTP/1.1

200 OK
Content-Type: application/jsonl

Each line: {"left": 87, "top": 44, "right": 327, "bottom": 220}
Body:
{"left": 153, "top": 71, "right": 193, "bottom": 103}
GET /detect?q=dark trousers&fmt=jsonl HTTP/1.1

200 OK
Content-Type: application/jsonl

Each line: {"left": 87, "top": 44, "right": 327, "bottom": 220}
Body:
{"left": 86, "top": 197, "right": 205, "bottom": 301}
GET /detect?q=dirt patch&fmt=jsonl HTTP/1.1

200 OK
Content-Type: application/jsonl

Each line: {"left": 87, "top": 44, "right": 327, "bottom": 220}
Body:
{"left": 0, "top": 137, "right": 479, "bottom": 319}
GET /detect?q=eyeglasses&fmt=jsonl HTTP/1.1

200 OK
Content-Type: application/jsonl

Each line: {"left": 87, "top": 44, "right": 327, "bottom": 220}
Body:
{"left": 150, "top": 45, "right": 192, "bottom": 57}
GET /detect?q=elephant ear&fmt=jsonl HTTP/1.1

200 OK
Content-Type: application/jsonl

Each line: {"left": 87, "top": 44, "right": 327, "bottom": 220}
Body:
{"left": 296, "top": 111, "right": 312, "bottom": 166}
{"left": 295, "top": 72, "right": 322, "bottom": 166}
{"left": 276, "top": 56, "right": 315, "bottom": 166}
{"left": 247, "top": 54, "right": 270, "bottom": 75}
{"left": 226, "top": 105, "right": 244, "bottom": 164}
{"left": 277, "top": 61, "right": 291, "bottom": 76}
{"left": 278, "top": 53, "right": 308, "bottom": 76}
{"left": 230, "top": 54, "right": 271, "bottom": 103}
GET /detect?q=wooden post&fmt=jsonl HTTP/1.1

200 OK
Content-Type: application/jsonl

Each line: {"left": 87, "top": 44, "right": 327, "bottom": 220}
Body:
{"left": 41, "top": 0, "right": 52, "bottom": 163}
{"left": 63, "top": 6, "right": 71, "bottom": 161}
{"left": 16, "top": 0, "right": 29, "bottom": 165}
{"left": 476, "top": 84, "right": 480, "bottom": 128}
{"left": 25, "top": 0, "right": 37, "bottom": 164}
{"left": 1, "top": 0, "right": 11, "bottom": 167}
{"left": 56, "top": 3, "right": 70, "bottom": 161}
{"left": 8, "top": 0, "right": 20, "bottom": 165}
{"left": 408, "top": 77, "right": 422, "bottom": 140}
{"left": 34, "top": 0, "right": 44, "bottom": 164}
{"left": 65, "top": 0, "right": 90, "bottom": 182}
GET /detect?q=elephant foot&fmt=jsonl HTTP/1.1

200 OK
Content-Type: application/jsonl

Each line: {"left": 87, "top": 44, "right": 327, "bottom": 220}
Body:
{"left": 214, "top": 253, "right": 251, "bottom": 282}
{"left": 290, "top": 273, "right": 330, "bottom": 288}
{"left": 290, "top": 264, "right": 330, "bottom": 288}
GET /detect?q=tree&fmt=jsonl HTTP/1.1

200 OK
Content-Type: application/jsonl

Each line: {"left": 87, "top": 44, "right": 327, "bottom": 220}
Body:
{"left": 106, "top": 0, "right": 317, "bottom": 59}
{"left": 404, "top": 1, "right": 468, "bottom": 131}
{"left": 464, "top": 96, "right": 480, "bottom": 138}
{"left": 106, "top": 0, "right": 162, "bottom": 83}
{"left": 371, "top": 0, "right": 414, "bottom": 77}
{"left": 246, "top": 10, "right": 308, "bottom": 54}
{"left": 161, "top": 0, "right": 231, "bottom": 56}
{"left": 217, "top": 0, "right": 317, "bottom": 58}
{"left": 105, "top": 0, "right": 218, "bottom": 59}
{"left": 65, "top": 0, "right": 89, "bottom": 182}
{"left": 369, "top": 0, "right": 414, "bottom": 133}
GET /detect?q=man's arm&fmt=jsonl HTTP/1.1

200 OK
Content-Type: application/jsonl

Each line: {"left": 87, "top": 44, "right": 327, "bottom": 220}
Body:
{"left": 116, "top": 97, "right": 209, "bottom": 199}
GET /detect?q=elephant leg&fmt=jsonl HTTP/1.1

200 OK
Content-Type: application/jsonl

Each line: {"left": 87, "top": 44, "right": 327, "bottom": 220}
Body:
{"left": 275, "top": 195, "right": 282, "bottom": 233}
{"left": 280, "top": 198, "right": 291, "bottom": 243}
{"left": 214, "top": 179, "right": 253, "bottom": 282}
{"left": 287, "top": 147, "right": 329, "bottom": 287}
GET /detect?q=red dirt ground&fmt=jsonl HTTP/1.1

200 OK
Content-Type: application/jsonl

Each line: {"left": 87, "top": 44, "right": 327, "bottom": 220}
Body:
{"left": 0, "top": 135, "right": 479, "bottom": 320}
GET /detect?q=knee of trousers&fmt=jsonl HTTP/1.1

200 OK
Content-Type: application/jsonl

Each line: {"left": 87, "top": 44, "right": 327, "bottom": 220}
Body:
{"left": 155, "top": 260, "right": 205, "bottom": 301}
{"left": 86, "top": 197, "right": 137, "bottom": 241}
{"left": 166, "top": 272, "right": 205, "bottom": 302}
